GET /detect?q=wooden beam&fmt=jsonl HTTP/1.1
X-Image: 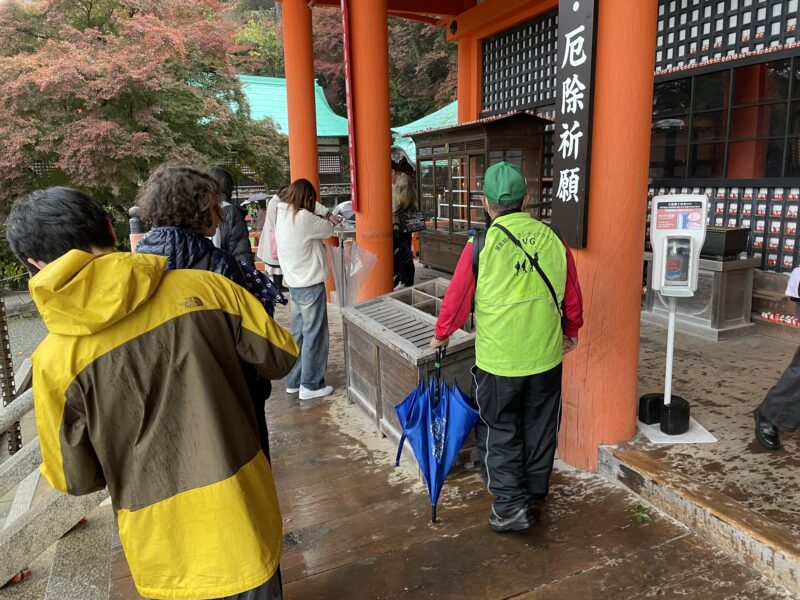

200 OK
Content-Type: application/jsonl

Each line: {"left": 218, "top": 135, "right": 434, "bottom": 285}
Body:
{"left": 445, "top": 0, "right": 557, "bottom": 41}
{"left": 559, "top": 0, "right": 659, "bottom": 471}
{"left": 310, "top": 0, "right": 462, "bottom": 17}
{"left": 387, "top": 10, "right": 439, "bottom": 25}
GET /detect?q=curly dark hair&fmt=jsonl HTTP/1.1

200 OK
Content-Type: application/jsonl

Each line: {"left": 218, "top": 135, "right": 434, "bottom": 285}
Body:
{"left": 136, "top": 165, "right": 222, "bottom": 232}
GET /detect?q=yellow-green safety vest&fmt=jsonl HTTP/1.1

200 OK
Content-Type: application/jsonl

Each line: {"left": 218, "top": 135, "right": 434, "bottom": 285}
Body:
{"left": 474, "top": 212, "right": 567, "bottom": 377}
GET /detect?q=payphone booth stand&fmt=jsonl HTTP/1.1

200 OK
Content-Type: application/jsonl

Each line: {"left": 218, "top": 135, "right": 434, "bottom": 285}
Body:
{"left": 639, "top": 195, "right": 708, "bottom": 436}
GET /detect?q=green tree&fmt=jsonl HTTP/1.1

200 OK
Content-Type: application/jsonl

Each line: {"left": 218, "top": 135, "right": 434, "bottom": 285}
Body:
{"left": 307, "top": 8, "right": 457, "bottom": 126}
{"left": 387, "top": 17, "right": 457, "bottom": 125}
{"left": 232, "top": 11, "right": 285, "bottom": 77}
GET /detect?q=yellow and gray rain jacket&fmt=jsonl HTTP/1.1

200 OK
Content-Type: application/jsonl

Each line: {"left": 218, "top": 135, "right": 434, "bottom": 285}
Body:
{"left": 29, "top": 250, "right": 299, "bottom": 600}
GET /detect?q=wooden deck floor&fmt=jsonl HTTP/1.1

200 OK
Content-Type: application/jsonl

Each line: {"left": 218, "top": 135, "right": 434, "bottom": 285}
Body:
{"left": 108, "top": 305, "right": 792, "bottom": 600}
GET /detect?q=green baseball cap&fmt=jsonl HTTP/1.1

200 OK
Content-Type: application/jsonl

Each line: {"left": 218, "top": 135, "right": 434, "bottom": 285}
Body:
{"left": 483, "top": 161, "right": 527, "bottom": 203}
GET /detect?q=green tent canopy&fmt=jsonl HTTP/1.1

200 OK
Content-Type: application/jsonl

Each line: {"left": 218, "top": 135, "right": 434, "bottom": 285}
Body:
{"left": 391, "top": 101, "right": 458, "bottom": 165}
{"left": 239, "top": 75, "right": 349, "bottom": 138}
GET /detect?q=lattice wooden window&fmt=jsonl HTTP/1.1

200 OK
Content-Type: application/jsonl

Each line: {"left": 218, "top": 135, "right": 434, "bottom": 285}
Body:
{"left": 318, "top": 154, "right": 342, "bottom": 174}
{"left": 481, "top": 10, "right": 559, "bottom": 117}
{"left": 656, "top": 0, "right": 798, "bottom": 73}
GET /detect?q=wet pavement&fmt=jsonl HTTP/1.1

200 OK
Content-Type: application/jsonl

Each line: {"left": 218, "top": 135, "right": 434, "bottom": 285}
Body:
{"left": 106, "top": 302, "right": 793, "bottom": 599}
{"left": 5, "top": 312, "right": 47, "bottom": 371}
{"left": 1, "top": 279, "right": 798, "bottom": 598}
{"left": 635, "top": 323, "right": 800, "bottom": 537}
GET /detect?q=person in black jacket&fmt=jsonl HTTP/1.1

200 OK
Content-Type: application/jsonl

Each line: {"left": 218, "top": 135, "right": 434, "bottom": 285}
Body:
{"left": 210, "top": 167, "right": 255, "bottom": 265}
{"left": 135, "top": 164, "right": 275, "bottom": 459}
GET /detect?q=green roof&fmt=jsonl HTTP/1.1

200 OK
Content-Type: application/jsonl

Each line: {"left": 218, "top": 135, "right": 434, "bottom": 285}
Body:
{"left": 391, "top": 101, "right": 458, "bottom": 164}
{"left": 239, "top": 75, "right": 349, "bottom": 138}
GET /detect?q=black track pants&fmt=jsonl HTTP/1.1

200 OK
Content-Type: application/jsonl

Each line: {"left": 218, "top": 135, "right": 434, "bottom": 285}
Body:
{"left": 758, "top": 345, "right": 800, "bottom": 431}
{"left": 472, "top": 363, "right": 562, "bottom": 519}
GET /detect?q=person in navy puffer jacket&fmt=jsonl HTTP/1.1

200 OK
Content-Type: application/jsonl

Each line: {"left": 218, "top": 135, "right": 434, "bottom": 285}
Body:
{"left": 135, "top": 164, "right": 286, "bottom": 460}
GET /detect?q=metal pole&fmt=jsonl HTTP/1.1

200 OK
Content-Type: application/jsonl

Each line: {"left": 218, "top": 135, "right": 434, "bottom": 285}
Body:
{"left": 664, "top": 296, "right": 677, "bottom": 407}
{"left": 0, "top": 292, "right": 20, "bottom": 454}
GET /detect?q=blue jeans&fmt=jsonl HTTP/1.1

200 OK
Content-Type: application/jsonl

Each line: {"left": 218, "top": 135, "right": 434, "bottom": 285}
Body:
{"left": 286, "top": 283, "right": 329, "bottom": 390}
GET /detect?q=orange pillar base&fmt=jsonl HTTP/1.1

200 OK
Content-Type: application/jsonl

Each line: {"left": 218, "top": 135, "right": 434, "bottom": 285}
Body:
{"left": 558, "top": 0, "right": 658, "bottom": 471}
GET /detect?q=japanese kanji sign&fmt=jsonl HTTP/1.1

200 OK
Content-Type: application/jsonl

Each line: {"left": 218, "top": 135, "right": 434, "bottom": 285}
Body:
{"left": 551, "top": 0, "right": 598, "bottom": 248}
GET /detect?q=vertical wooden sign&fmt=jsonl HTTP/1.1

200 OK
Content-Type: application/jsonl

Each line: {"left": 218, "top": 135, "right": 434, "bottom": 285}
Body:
{"left": 551, "top": 0, "right": 599, "bottom": 248}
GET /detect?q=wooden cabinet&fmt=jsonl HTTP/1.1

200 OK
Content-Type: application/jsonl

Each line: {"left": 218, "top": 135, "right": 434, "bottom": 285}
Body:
{"left": 411, "top": 112, "right": 550, "bottom": 272}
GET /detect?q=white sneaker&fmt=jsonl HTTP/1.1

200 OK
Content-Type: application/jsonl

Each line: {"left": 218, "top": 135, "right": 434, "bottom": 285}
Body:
{"left": 286, "top": 387, "right": 300, "bottom": 394}
{"left": 299, "top": 385, "right": 334, "bottom": 400}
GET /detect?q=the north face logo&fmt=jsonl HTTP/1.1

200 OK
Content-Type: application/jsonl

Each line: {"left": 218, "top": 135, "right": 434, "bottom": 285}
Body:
{"left": 179, "top": 296, "right": 204, "bottom": 309}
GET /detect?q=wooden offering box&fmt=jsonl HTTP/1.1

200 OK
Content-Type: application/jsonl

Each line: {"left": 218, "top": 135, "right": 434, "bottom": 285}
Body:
{"left": 341, "top": 278, "right": 478, "bottom": 465}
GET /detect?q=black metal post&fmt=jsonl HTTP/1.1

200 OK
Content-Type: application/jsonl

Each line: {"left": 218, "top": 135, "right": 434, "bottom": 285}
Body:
{"left": 0, "top": 291, "right": 20, "bottom": 454}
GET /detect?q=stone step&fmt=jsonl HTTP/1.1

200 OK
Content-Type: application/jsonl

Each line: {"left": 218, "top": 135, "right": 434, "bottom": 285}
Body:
{"left": 0, "top": 488, "right": 108, "bottom": 588}
{"left": 43, "top": 500, "right": 114, "bottom": 600}
{"left": 599, "top": 445, "right": 800, "bottom": 597}
{"left": 3, "top": 471, "right": 39, "bottom": 528}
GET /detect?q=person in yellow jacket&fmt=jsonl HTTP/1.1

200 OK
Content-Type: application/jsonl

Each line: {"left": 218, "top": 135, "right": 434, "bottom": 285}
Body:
{"left": 5, "top": 187, "right": 299, "bottom": 600}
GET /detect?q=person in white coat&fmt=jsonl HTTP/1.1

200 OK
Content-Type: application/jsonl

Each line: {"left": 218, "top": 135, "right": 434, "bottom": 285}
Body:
{"left": 275, "top": 178, "right": 340, "bottom": 400}
{"left": 257, "top": 188, "right": 288, "bottom": 292}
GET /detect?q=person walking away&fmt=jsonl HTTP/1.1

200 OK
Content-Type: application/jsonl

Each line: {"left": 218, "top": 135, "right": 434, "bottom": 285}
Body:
{"left": 257, "top": 188, "right": 289, "bottom": 293}
{"left": 392, "top": 168, "right": 417, "bottom": 288}
{"left": 428, "top": 162, "right": 584, "bottom": 533}
{"left": 754, "top": 266, "right": 800, "bottom": 450}
{"left": 134, "top": 165, "right": 286, "bottom": 459}
{"left": 275, "top": 179, "right": 341, "bottom": 401}
{"left": 211, "top": 166, "right": 256, "bottom": 265}
{"left": 6, "top": 187, "right": 298, "bottom": 599}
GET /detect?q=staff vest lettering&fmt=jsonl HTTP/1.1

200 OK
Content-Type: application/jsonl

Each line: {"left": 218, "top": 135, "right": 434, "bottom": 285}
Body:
{"left": 470, "top": 213, "right": 567, "bottom": 377}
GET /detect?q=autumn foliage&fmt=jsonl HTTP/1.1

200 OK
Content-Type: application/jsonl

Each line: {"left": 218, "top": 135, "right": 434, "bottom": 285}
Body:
{"left": 227, "top": 3, "right": 457, "bottom": 128}
{"left": 0, "top": 0, "right": 288, "bottom": 207}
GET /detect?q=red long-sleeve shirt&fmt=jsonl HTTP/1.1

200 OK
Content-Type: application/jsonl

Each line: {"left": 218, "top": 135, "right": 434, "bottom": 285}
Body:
{"left": 434, "top": 239, "right": 584, "bottom": 340}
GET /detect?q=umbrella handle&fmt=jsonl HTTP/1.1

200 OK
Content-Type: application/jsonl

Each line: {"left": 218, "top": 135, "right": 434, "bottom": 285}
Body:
{"left": 434, "top": 347, "right": 446, "bottom": 384}
{"left": 434, "top": 347, "right": 446, "bottom": 407}
{"left": 394, "top": 434, "right": 406, "bottom": 467}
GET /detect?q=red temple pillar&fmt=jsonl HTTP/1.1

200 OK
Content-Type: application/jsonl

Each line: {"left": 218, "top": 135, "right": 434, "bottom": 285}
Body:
{"left": 283, "top": 0, "right": 319, "bottom": 190}
{"left": 559, "top": 0, "right": 659, "bottom": 470}
{"left": 347, "top": 0, "right": 394, "bottom": 299}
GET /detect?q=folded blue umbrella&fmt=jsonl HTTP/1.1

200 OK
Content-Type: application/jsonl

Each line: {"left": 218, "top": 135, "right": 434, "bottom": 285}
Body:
{"left": 395, "top": 348, "right": 479, "bottom": 522}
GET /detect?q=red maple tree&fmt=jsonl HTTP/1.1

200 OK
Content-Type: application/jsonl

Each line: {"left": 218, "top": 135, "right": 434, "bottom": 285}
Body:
{"left": 0, "top": 0, "right": 287, "bottom": 206}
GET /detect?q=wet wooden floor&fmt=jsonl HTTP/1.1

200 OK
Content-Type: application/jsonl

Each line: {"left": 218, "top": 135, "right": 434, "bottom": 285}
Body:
{"left": 108, "top": 306, "right": 793, "bottom": 600}
{"left": 636, "top": 324, "right": 800, "bottom": 536}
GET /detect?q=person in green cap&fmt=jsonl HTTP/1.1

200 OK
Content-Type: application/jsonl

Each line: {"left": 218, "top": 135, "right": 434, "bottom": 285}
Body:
{"left": 430, "top": 161, "right": 584, "bottom": 533}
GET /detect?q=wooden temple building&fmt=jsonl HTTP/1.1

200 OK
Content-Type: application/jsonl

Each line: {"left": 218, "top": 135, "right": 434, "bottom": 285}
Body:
{"left": 279, "top": 0, "right": 657, "bottom": 471}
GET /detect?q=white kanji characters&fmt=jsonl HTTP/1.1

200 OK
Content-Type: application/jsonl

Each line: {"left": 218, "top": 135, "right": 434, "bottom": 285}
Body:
{"left": 561, "top": 25, "right": 587, "bottom": 68}
{"left": 558, "top": 121, "right": 583, "bottom": 160}
{"left": 556, "top": 167, "right": 581, "bottom": 203}
{"left": 561, "top": 74, "right": 586, "bottom": 115}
